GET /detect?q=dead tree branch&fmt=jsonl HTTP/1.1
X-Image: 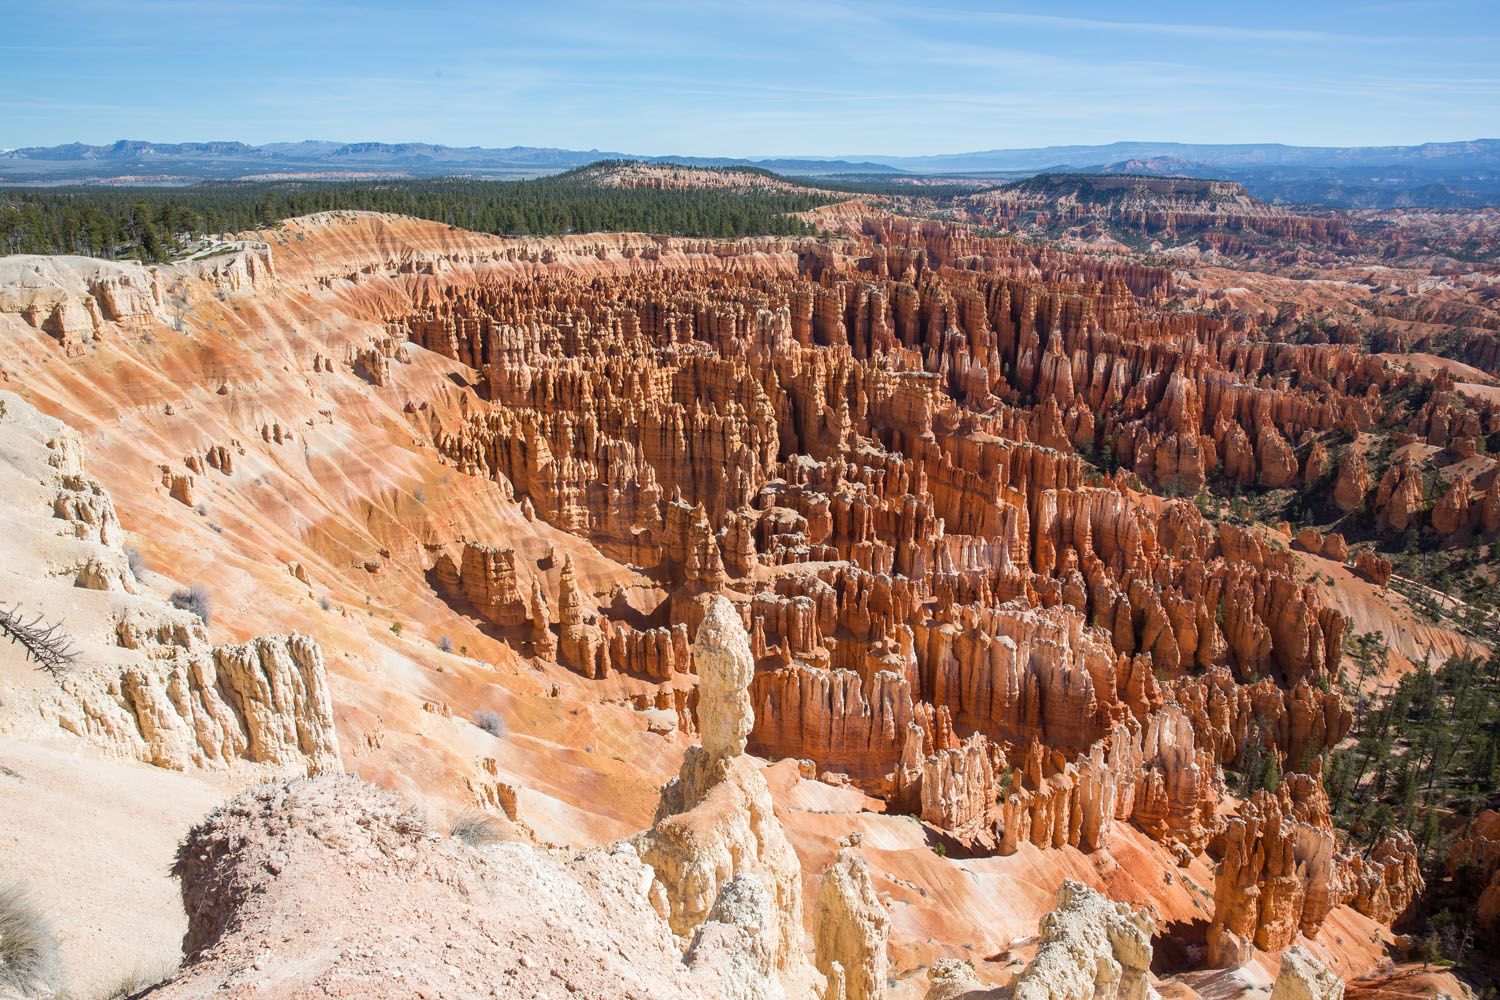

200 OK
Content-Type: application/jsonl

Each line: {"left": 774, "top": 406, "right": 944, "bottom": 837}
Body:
{"left": 0, "top": 603, "right": 79, "bottom": 675}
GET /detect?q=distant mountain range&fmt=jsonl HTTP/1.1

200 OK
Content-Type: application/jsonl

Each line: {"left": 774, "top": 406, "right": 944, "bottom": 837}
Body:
{"left": 4, "top": 138, "right": 1499, "bottom": 208}
{"left": 876, "top": 140, "right": 1500, "bottom": 209}
{"left": 0, "top": 140, "right": 902, "bottom": 182}
{"left": 859, "top": 139, "right": 1500, "bottom": 173}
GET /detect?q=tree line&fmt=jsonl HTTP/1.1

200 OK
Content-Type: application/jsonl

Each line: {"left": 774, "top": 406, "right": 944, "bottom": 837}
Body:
{"left": 0, "top": 168, "right": 838, "bottom": 262}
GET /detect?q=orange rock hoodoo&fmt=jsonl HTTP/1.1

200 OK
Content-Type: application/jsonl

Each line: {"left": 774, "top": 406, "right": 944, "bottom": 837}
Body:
{"left": 434, "top": 541, "right": 529, "bottom": 627}
{"left": 11, "top": 198, "right": 1500, "bottom": 999}
{"left": 389, "top": 219, "right": 1385, "bottom": 919}
{"left": 1207, "top": 771, "right": 1422, "bottom": 968}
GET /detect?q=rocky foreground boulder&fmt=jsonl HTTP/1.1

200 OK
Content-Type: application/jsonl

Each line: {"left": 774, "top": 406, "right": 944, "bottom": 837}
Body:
{"left": 154, "top": 775, "right": 748, "bottom": 999}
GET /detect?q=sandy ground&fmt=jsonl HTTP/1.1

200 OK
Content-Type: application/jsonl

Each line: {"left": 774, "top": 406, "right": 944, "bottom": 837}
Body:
{"left": 0, "top": 738, "right": 239, "bottom": 997}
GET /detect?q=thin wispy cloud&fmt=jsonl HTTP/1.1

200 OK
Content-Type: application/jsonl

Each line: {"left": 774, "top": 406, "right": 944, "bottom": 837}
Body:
{"left": 2, "top": 0, "right": 1496, "bottom": 153}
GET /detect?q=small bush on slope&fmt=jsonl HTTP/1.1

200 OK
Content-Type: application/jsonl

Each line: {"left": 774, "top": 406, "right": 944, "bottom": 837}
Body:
{"left": 473, "top": 710, "right": 505, "bottom": 738}
{"left": 97, "top": 960, "right": 177, "bottom": 999}
{"left": 169, "top": 584, "right": 211, "bottom": 624}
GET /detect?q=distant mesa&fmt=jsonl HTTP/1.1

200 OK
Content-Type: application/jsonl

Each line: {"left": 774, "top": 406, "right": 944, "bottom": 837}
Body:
{"left": 5, "top": 136, "right": 1500, "bottom": 207}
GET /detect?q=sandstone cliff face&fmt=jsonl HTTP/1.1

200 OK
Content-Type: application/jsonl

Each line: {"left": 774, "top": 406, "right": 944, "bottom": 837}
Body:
{"left": 180, "top": 240, "right": 276, "bottom": 294}
{"left": 0, "top": 255, "right": 167, "bottom": 355}
{"left": 58, "top": 631, "right": 340, "bottom": 772}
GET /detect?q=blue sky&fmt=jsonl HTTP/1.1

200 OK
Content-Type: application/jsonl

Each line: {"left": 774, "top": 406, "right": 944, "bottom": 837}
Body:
{"left": 3, "top": 0, "right": 1497, "bottom": 155}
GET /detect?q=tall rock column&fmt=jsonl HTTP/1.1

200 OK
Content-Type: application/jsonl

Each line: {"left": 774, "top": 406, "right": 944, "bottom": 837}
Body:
{"left": 557, "top": 556, "right": 607, "bottom": 678}
{"left": 1332, "top": 448, "right": 1369, "bottom": 514}
{"left": 698, "top": 596, "right": 754, "bottom": 760}
{"left": 529, "top": 575, "right": 556, "bottom": 660}
{"left": 638, "top": 594, "right": 813, "bottom": 987}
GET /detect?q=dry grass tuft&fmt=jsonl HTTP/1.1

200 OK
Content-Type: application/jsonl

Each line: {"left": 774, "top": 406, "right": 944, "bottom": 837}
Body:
{"left": 450, "top": 809, "right": 505, "bottom": 847}
{"left": 0, "top": 881, "right": 62, "bottom": 998}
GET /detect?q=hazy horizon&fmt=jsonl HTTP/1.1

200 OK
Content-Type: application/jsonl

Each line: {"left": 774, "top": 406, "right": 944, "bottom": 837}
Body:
{"left": 5, "top": 136, "right": 1500, "bottom": 160}
{"left": 6, "top": 0, "right": 1499, "bottom": 156}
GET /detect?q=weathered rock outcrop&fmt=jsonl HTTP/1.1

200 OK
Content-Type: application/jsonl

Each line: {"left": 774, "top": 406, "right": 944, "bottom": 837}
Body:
{"left": 1258, "top": 424, "right": 1300, "bottom": 489}
{"left": 1332, "top": 449, "right": 1369, "bottom": 514}
{"left": 434, "top": 541, "right": 528, "bottom": 627}
{"left": 1483, "top": 476, "right": 1500, "bottom": 535}
{"left": 1207, "top": 772, "right": 1421, "bottom": 968}
{"left": 1352, "top": 550, "right": 1392, "bottom": 587}
{"left": 924, "top": 959, "right": 997, "bottom": 1000}
{"left": 1431, "top": 478, "right": 1474, "bottom": 536}
{"left": 528, "top": 574, "right": 557, "bottom": 659}
{"left": 557, "top": 555, "right": 608, "bottom": 677}
{"left": 814, "top": 849, "right": 890, "bottom": 1000}
{"left": 1343, "top": 832, "right": 1422, "bottom": 925}
{"left": 151, "top": 776, "right": 792, "bottom": 1000}
{"left": 1208, "top": 781, "right": 1338, "bottom": 966}
{"left": 1011, "top": 880, "right": 1158, "bottom": 1000}
{"left": 1270, "top": 945, "right": 1344, "bottom": 1000}
{"left": 1292, "top": 528, "right": 1347, "bottom": 563}
{"left": 0, "top": 391, "right": 339, "bottom": 776}
{"left": 58, "top": 631, "right": 341, "bottom": 772}
{"left": 1, "top": 255, "right": 166, "bottom": 354}
{"left": 1374, "top": 459, "right": 1424, "bottom": 532}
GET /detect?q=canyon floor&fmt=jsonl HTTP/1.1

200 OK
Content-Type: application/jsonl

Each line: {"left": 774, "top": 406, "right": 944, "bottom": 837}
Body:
{"left": 1, "top": 171, "right": 1497, "bottom": 999}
